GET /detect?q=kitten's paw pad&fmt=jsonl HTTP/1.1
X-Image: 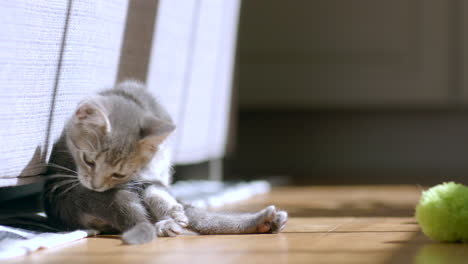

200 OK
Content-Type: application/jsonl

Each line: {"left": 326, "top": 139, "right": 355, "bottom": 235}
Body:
{"left": 122, "top": 222, "right": 156, "bottom": 245}
{"left": 257, "top": 205, "right": 277, "bottom": 233}
{"left": 271, "top": 210, "right": 288, "bottom": 233}
{"left": 170, "top": 204, "right": 189, "bottom": 227}
{"left": 155, "top": 219, "right": 183, "bottom": 237}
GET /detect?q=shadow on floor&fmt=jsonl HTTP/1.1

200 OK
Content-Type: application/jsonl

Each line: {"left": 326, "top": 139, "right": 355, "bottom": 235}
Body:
{"left": 282, "top": 202, "right": 415, "bottom": 217}
{"left": 383, "top": 232, "right": 468, "bottom": 264}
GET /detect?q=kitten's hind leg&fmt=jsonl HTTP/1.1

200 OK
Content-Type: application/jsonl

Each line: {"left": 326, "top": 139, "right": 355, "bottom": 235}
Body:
{"left": 184, "top": 205, "right": 288, "bottom": 235}
{"left": 257, "top": 206, "right": 288, "bottom": 233}
{"left": 272, "top": 210, "right": 288, "bottom": 233}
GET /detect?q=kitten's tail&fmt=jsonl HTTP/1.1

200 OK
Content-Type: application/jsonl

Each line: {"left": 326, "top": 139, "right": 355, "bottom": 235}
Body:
{"left": 183, "top": 204, "right": 287, "bottom": 235}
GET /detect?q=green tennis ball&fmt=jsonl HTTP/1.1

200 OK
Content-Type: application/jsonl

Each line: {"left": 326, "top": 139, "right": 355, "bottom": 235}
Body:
{"left": 416, "top": 182, "right": 468, "bottom": 242}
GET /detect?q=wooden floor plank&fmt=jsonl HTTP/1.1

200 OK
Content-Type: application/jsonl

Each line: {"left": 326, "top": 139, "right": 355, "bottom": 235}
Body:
{"left": 7, "top": 185, "right": 468, "bottom": 264}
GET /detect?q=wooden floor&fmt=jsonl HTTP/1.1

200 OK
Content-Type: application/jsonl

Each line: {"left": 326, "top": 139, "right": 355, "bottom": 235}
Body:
{"left": 6, "top": 186, "right": 468, "bottom": 264}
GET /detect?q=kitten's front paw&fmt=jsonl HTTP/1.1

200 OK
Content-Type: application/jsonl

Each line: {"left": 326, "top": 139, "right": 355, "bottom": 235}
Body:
{"left": 155, "top": 219, "right": 183, "bottom": 237}
{"left": 170, "top": 204, "right": 189, "bottom": 227}
{"left": 256, "top": 205, "right": 288, "bottom": 233}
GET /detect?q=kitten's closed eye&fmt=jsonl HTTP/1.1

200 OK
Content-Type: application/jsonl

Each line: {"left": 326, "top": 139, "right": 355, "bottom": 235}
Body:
{"left": 111, "top": 173, "right": 126, "bottom": 179}
{"left": 82, "top": 154, "right": 95, "bottom": 168}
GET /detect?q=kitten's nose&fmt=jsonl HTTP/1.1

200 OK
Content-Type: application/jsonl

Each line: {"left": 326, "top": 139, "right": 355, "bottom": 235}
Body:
{"left": 91, "top": 182, "right": 99, "bottom": 190}
{"left": 91, "top": 178, "right": 103, "bottom": 190}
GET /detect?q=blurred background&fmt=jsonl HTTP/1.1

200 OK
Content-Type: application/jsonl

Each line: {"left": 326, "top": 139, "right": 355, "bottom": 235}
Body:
{"left": 2, "top": 0, "right": 468, "bottom": 201}
{"left": 0, "top": 1, "right": 462, "bottom": 260}
{"left": 221, "top": 0, "right": 468, "bottom": 185}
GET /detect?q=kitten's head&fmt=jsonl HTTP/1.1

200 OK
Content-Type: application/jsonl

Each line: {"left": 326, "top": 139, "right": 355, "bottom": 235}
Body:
{"left": 65, "top": 95, "right": 174, "bottom": 192}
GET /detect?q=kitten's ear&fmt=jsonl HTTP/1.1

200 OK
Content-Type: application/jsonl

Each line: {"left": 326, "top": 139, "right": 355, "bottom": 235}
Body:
{"left": 74, "top": 98, "right": 111, "bottom": 134}
{"left": 139, "top": 116, "right": 175, "bottom": 151}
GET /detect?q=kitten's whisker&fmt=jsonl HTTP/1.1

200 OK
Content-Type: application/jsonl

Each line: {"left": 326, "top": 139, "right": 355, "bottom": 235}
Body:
{"left": 47, "top": 163, "right": 78, "bottom": 175}
{"left": 120, "top": 184, "right": 136, "bottom": 189}
{"left": 126, "top": 180, "right": 152, "bottom": 186}
{"left": 50, "top": 179, "right": 79, "bottom": 194}
{"left": 55, "top": 178, "right": 78, "bottom": 185}
{"left": 122, "top": 183, "right": 145, "bottom": 189}
{"left": 47, "top": 174, "right": 78, "bottom": 180}
{"left": 108, "top": 200, "right": 115, "bottom": 209}
{"left": 58, "top": 182, "right": 80, "bottom": 197}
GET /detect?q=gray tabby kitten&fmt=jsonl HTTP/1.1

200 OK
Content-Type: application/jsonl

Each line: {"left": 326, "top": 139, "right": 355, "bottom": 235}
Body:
{"left": 43, "top": 81, "right": 287, "bottom": 244}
